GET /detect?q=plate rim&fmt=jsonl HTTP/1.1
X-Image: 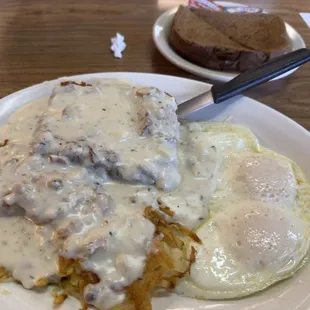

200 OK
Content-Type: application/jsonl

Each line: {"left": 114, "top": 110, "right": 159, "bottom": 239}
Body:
{"left": 0, "top": 71, "right": 309, "bottom": 137}
{"left": 1, "top": 71, "right": 310, "bottom": 310}
{"left": 152, "top": 3, "right": 306, "bottom": 82}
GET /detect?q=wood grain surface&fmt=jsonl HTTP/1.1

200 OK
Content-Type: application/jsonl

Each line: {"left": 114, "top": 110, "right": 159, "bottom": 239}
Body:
{"left": 0, "top": 0, "right": 309, "bottom": 129}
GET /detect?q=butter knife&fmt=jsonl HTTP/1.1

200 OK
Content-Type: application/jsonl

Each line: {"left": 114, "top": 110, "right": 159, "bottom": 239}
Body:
{"left": 177, "top": 48, "right": 310, "bottom": 118}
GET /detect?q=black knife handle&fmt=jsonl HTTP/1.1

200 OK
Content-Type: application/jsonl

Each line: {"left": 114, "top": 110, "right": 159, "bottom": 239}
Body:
{"left": 211, "top": 48, "right": 310, "bottom": 104}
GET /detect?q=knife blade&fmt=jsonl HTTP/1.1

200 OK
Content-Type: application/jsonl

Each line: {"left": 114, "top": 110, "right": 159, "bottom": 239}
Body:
{"left": 176, "top": 89, "right": 214, "bottom": 118}
{"left": 177, "top": 48, "right": 310, "bottom": 119}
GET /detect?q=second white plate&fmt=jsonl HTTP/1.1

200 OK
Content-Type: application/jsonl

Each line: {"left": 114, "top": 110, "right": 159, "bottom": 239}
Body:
{"left": 153, "top": 1, "right": 306, "bottom": 82}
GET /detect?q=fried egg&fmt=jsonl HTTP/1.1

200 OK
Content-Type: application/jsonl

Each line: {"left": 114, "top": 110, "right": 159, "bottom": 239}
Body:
{"left": 176, "top": 121, "right": 310, "bottom": 300}
{"left": 176, "top": 200, "right": 310, "bottom": 299}
{"left": 183, "top": 122, "right": 260, "bottom": 183}
{"left": 210, "top": 152, "right": 298, "bottom": 213}
{"left": 229, "top": 153, "right": 297, "bottom": 206}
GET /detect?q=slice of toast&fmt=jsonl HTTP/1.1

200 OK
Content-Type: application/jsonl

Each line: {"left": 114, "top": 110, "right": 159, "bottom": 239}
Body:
{"left": 190, "top": 8, "right": 289, "bottom": 52}
{"left": 170, "top": 6, "right": 289, "bottom": 72}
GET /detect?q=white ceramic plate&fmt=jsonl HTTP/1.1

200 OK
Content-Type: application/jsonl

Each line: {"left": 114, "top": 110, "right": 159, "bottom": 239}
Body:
{"left": 153, "top": 1, "right": 306, "bottom": 82}
{"left": 0, "top": 72, "right": 310, "bottom": 310}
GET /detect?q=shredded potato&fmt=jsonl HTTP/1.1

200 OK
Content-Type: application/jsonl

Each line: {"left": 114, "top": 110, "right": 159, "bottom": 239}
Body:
{"left": 35, "top": 277, "right": 49, "bottom": 287}
{"left": 157, "top": 197, "right": 175, "bottom": 217}
{"left": 57, "top": 257, "right": 100, "bottom": 309}
{"left": 120, "top": 207, "right": 200, "bottom": 310}
{"left": 0, "top": 139, "right": 8, "bottom": 147}
{"left": 54, "top": 206, "right": 200, "bottom": 309}
{"left": 0, "top": 267, "right": 11, "bottom": 282}
{"left": 53, "top": 292, "right": 68, "bottom": 306}
{"left": 1, "top": 206, "right": 200, "bottom": 310}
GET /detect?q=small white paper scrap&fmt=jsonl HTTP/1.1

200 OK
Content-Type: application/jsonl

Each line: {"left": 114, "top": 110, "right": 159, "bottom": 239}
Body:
{"left": 300, "top": 13, "right": 310, "bottom": 28}
{"left": 110, "top": 33, "right": 126, "bottom": 59}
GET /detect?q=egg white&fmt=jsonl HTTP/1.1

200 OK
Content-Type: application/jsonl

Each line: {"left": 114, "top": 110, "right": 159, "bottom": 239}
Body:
{"left": 176, "top": 200, "right": 310, "bottom": 299}
{"left": 183, "top": 122, "right": 260, "bottom": 183}
{"left": 175, "top": 121, "right": 310, "bottom": 300}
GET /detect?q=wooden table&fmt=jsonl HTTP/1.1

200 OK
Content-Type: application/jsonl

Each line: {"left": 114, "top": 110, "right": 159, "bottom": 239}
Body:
{"left": 0, "top": 0, "right": 309, "bottom": 129}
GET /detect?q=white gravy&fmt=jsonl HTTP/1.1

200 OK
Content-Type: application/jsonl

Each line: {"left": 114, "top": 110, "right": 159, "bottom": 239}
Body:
{"left": 0, "top": 81, "right": 217, "bottom": 309}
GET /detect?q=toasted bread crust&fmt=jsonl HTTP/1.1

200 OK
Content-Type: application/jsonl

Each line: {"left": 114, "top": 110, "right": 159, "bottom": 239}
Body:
{"left": 190, "top": 8, "right": 289, "bottom": 52}
{"left": 170, "top": 6, "right": 289, "bottom": 72}
{"left": 170, "top": 22, "right": 268, "bottom": 72}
